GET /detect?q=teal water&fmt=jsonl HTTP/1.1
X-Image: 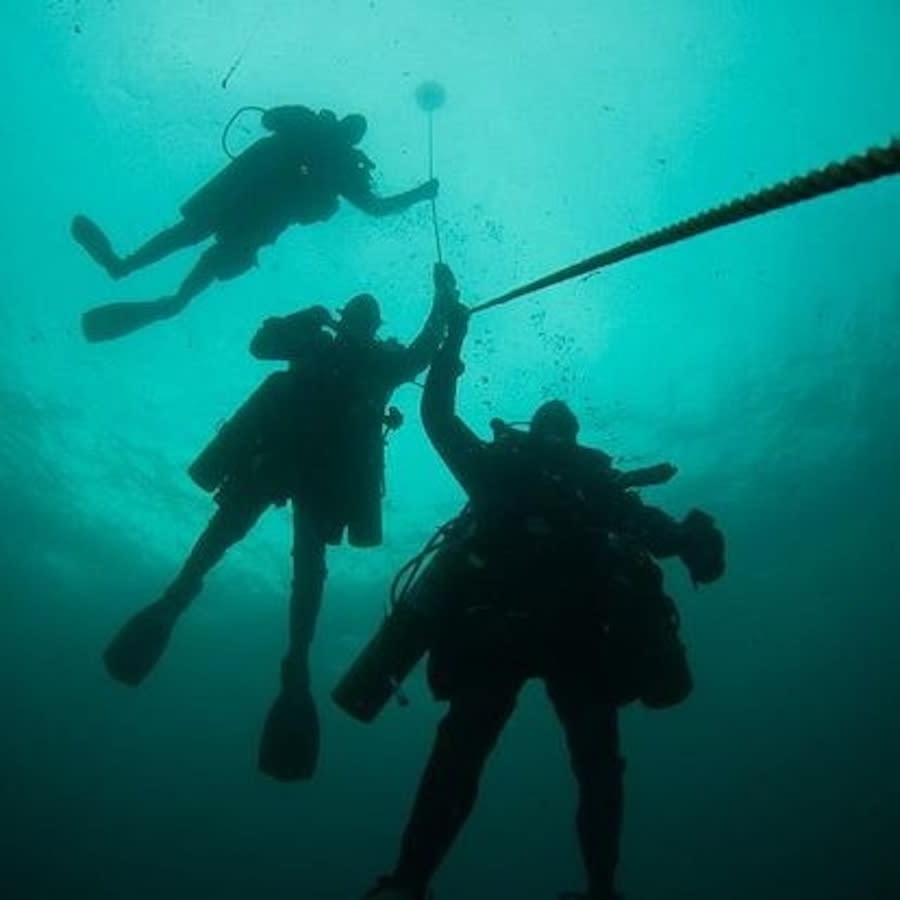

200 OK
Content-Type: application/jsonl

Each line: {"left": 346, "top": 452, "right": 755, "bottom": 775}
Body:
{"left": 2, "top": 2, "right": 898, "bottom": 898}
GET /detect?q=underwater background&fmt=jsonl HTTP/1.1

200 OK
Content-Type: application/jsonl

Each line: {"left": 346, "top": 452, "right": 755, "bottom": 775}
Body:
{"left": 2, "top": 1, "right": 899, "bottom": 898}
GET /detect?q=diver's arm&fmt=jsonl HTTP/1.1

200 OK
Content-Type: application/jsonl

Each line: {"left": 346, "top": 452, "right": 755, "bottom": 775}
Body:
{"left": 623, "top": 494, "right": 726, "bottom": 585}
{"left": 621, "top": 497, "right": 684, "bottom": 558}
{"left": 421, "top": 307, "right": 486, "bottom": 494}
{"left": 344, "top": 178, "right": 439, "bottom": 217}
{"left": 385, "top": 263, "right": 456, "bottom": 386}
{"left": 250, "top": 306, "right": 334, "bottom": 361}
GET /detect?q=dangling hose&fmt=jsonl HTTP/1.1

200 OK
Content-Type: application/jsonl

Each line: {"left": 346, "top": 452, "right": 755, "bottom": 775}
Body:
{"left": 472, "top": 136, "right": 900, "bottom": 315}
{"left": 416, "top": 81, "right": 447, "bottom": 262}
{"left": 221, "top": 106, "right": 266, "bottom": 159}
{"left": 388, "top": 508, "right": 470, "bottom": 613}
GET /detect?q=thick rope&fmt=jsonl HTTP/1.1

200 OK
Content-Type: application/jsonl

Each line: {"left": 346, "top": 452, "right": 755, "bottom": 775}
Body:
{"left": 472, "top": 137, "right": 900, "bottom": 314}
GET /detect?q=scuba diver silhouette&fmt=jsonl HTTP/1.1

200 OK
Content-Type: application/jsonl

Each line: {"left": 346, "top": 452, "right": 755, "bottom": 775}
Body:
{"left": 343, "top": 286, "right": 726, "bottom": 900}
{"left": 102, "top": 264, "right": 455, "bottom": 782}
{"left": 72, "top": 105, "right": 438, "bottom": 342}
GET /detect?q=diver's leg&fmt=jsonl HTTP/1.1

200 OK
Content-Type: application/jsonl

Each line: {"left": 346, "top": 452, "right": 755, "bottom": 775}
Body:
{"left": 258, "top": 504, "right": 328, "bottom": 782}
{"left": 118, "top": 218, "right": 213, "bottom": 275}
{"left": 385, "top": 679, "right": 521, "bottom": 895}
{"left": 285, "top": 504, "right": 328, "bottom": 682}
{"left": 546, "top": 674, "right": 624, "bottom": 900}
{"left": 80, "top": 239, "right": 254, "bottom": 341}
{"left": 152, "top": 242, "right": 256, "bottom": 320}
{"left": 164, "top": 494, "right": 267, "bottom": 609}
{"left": 82, "top": 242, "right": 256, "bottom": 342}
{"left": 103, "top": 493, "right": 267, "bottom": 685}
{"left": 71, "top": 216, "right": 210, "bottom": 280}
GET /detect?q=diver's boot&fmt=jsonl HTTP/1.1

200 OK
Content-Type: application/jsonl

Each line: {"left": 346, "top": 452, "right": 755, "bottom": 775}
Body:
{"left": 258, "top": 656, "right": 320, "bottom": 781}
{"left": 71, "top": 215, "right": 127, "bottom": 279}
{"left": 102, "top": 578, "right": 199, "bottom": 686}
{"left": 558, "top": 892, "right": 623, "bottom": 900}
{"left": 363, "top": 875, "right": 432, "bottom": 900}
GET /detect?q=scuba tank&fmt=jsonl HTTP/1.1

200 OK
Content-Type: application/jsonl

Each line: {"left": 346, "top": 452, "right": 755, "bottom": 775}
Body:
{"left": 331, "top": 603, "right": 431, "bottom": 723}
{"left": 332, "top": 514, "right": 472, "bottom": 723}
{"left": 188, "top": 371, "right": 295, "bottom": 493}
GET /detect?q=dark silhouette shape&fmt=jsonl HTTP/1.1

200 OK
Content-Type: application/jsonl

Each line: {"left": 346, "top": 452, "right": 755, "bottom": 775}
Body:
{"left": 73, "top": 106, "right": 439, "bottom": 341}
{"left": 361, "top": 281, "right": 726, "bottom": 900}
{"left": 103, "top": 265, "right": 455, "bottom": 781}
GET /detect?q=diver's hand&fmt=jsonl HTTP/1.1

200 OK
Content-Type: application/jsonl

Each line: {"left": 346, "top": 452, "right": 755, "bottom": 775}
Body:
{"left": 679, "top": 509, "right": 726, "bottom": 585}
{"left": 654, "top": 462, "right": 679, "bottom": 483}
{"left": 417, "top": 178, "right": 439, "bottom": 201}
{"left": 307, "top": 304, "right": 337, "bottom": 329}
{"left": 445, "top": 300, "right": 470, "bottom": 340}
{"left": 433, "top": 261, "right": 458, "bottom": 300}
{"left": 432, "top": 261, "right": 461, "bottom": 328}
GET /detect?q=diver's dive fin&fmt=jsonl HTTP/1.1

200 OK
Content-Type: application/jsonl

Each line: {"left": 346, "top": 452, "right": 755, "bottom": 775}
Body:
{"left": 81, "top": 299, "right": 172, "bottom": 342}
{"left": 258, "top": 688, "right": 321, "bottom": 781}
{"left": 71, "top": 215, "right": 123, "bottom": 277}
{"left": 103, "top": 602, "right": 178, "bottom": 686}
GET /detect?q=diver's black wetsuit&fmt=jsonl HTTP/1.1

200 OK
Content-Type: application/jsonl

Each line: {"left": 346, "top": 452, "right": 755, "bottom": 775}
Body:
{"left": 382, "top": 321, "right": 722, "bottom": 900}
{"left": 169, "top": 299, "right": 444, "bottom": 656}
{"left": 103, "top": 282, "right": 446, "bottom": 781}
{"left": 171, "top": 107, "right": 398, "bottom": 281}
{"left": 74, "top": 105, "right": 438, "bottom": 341}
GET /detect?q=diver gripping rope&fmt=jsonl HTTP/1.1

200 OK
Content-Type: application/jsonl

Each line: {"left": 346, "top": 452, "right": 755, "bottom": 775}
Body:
{"left": 472, "top": 136, "right": 900, "bottom": 314}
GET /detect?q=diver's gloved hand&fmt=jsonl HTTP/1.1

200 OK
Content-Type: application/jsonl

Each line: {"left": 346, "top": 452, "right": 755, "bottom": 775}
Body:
{"left": 431, "top": 262, "right": 456, "bottom": 296}
{"left": 432, "top": 262, "right": 468, "bottom": 334}
{"left": 417, "top": 177, "right": 439, "bottom": 201}
{"left": 440, "top": 300, "right": 470, "bottom": 378}
{"left": 433, "top": 261, "right": 458, "bottom": 299}
{"left": 678, "top": 509, "right": 726, "bottom": 585}
{"left": 652, "top": 462, "right": 678, "bottom": 483}
{"left": 443, "top": 301, "right": 470, "bottom": 367}
{"left": 306, "top": 304, "right": 337, "bottom": 329}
